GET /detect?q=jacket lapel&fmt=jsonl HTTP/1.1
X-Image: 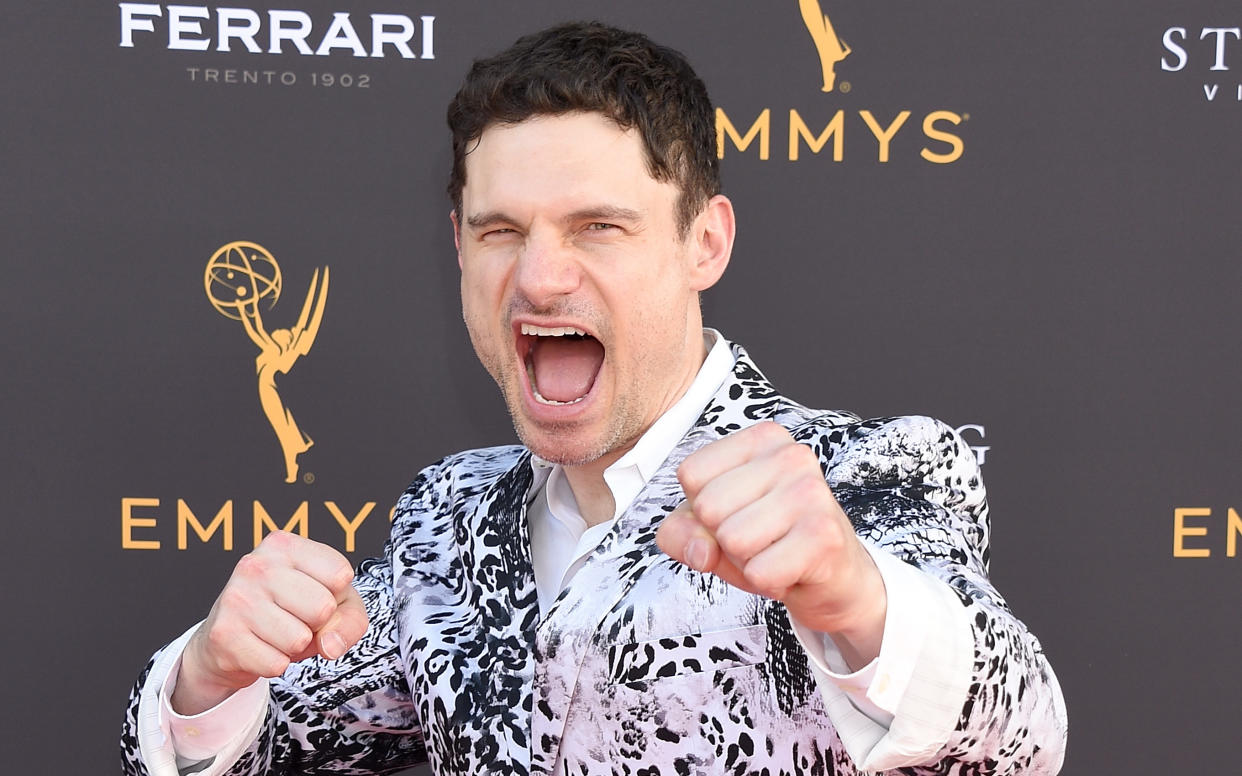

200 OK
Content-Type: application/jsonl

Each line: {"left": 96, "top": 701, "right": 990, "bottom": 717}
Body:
{"left": 478, "top": 456, "right": 541, "bottom": 630}
{"left": 462, "top": 455, "right": 541, "bottom": 773}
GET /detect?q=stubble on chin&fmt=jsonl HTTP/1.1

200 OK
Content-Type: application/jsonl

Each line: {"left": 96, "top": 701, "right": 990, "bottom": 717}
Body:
{"left": 505, "top": 393, "right": 641, "bottom": 469}
{"left": 508, "top": 414, "right": 614, "bottom": 468}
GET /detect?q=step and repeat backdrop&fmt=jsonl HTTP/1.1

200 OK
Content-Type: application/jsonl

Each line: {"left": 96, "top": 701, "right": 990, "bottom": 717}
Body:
{"left": 3, "top": 2, "right": 1239, "bottom": 773}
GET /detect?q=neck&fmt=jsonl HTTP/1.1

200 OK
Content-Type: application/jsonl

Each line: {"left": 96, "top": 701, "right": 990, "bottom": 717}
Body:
{"left": 562, "top": 464, "right": 617, "bottom": 527}
{"left": 560, "top": 328, "right": 711, "bottom": 528}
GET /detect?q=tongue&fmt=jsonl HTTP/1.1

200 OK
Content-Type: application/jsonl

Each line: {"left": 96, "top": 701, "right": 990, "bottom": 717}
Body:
{"left": 531, "top": 336, "right": 604, "bottom": 403}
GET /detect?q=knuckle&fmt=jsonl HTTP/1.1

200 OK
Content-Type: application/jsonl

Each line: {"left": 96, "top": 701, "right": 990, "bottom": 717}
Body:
{"left": 234, "top": 553, "right": 269, "bottom": 580}
{"left": 310, "top": 591, "right": 338, "bottom": 629}
{"left": 713, "top": 521, "right": 751, "bottom": 559}
{"left": 287, "top": 625, "right": 314, "bottom": 655}
{"left": 260, "top": 654, "right": 292, "bottom": 678}
{"left": 743, "top": 556, "right": 796, "bottom": 598}
{"left": 776, "top": 441, "right": 814, "bottom": 470}
{"left": 691, "top": 492, "right": 724, "bottom": 528}
{"left": 742, "top": 565, "right": 779, "bottom": 598}
{"left": 205, "top": 619, "right": 240, "bottom": 654}
{"left": 330, "top": 559, "right": 356, "bottom": 592}
{"left": 216, "top": 585, "right": 251, "bottom": 613}
{"left": 676, "top": 458, "right": 705, "bottom": 494}
{"left": 756, "top": 421, "right": 785, "bottom": 441}
{"left": 791, "top": 472, "right": 825, "bottom": 502}
{"left": 260, "top": 530, "right": 294, "bottom": 553}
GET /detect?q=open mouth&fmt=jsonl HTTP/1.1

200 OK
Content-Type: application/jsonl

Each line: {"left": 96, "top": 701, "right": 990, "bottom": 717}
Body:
{"left": 517, "top": 322, "right": 605, "bottom": 406}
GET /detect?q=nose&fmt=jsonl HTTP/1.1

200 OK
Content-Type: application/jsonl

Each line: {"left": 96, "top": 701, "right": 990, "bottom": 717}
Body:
{"left": 513, "top": 231, "right": 582, "bottom": 308}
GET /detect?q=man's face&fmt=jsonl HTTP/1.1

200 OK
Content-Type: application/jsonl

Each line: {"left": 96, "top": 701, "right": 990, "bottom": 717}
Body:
{"left": 454, "top": 112, "right": 713, "bottom": 468}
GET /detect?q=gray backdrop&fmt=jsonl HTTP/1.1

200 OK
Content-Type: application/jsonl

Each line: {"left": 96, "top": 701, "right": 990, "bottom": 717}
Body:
{"left": 3, "top": 2, "right": 1238, "bottom": 772}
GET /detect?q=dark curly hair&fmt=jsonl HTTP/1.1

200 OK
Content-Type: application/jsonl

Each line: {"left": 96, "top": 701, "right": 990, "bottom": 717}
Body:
{"left": 446, "top": 21, "right": 720, "bottom": 235}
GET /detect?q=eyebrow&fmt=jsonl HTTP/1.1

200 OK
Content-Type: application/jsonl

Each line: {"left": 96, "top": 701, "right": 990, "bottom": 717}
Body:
{"left": 464, "top": 205, "right": 645, "bottom": 231}
{"left": 465, "top": 211, "right": 515, "bottom": 230}
{"left": 565, "top": 205, "right": 643, "bottom": 225}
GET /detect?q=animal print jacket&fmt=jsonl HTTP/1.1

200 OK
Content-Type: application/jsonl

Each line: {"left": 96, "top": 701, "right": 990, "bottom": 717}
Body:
{"left": 121, "top": 342, "right": 1067, "bottom": 776}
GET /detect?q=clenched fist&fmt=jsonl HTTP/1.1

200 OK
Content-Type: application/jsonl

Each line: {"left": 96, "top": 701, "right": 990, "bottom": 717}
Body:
{"left": 172, "top": 531, "right": 370, "bottom": 715}
{"left": 656, "top": 421, "right": 888, "bottom": 669}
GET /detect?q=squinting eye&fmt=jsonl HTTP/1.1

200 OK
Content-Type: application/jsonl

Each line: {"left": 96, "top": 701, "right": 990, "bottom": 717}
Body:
{"left": 586, "top": 223, "right": 617, "bottom": 231}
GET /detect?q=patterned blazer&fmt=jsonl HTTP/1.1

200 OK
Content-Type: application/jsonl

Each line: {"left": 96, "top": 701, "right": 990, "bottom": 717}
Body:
{"left": 122, "top": 342, "right": 1066, "bottom": 776}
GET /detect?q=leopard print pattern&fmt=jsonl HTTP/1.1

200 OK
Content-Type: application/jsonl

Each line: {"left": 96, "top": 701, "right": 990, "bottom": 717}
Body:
{"left": 121, "top": 341, "right": 1066, "bottom": 776}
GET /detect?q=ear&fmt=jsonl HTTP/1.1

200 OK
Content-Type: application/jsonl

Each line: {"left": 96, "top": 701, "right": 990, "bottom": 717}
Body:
{"left": 450, "top": 209, "right": 463, "bottom": 270}
{"left": 687, "top": 194, "right": 735, "bottom": 292}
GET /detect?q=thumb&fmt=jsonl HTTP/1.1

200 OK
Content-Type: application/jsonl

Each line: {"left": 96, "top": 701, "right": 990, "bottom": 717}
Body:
{"left": 656, "top": 504, "right": 756, "bottom": 595}
{"left": 656, "top": 502, "right": 716, "bottom": 570}
{"left": 316, "top": 585, "right": 370, "bottom": 661}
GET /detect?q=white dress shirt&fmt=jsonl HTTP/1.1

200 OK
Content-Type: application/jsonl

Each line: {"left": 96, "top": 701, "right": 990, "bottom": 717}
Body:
{"left": 149, "top": 328, "right": 972, "bottom": 774}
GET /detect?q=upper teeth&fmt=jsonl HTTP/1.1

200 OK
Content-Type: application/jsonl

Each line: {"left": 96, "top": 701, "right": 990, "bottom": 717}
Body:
{"left": 521, "top": 324, "right": 587, "bottom": 337}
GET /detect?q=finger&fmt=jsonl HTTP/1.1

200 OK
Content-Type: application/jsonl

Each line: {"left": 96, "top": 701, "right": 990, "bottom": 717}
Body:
{"left": 655, "top": 503, "right": 708, "bottom": 567}
{"left": 217, "top": 630, "right": 297, "bottom": 680}
{"left": 656, "top": 505, "right": 759, "bottom": 596}
{"left": 711, "top": 497, "right": 797, "bottom": 565}
{"left": 315, "top": 585, "right": 370, "bottom": 661}
{"left": 244, "top": 598, "right": 319, "bottom": 658}
{"left": 231, "top": 548, "right": 343, "bottom": 633}
{"left": 257, "top": 531, "right": 356, "bottom": 594}
{"left": 717, "top": 460, "right": 849, "bottom": 563}
{"left": 262, "top": 565, "right": 341, "bottom": 632}
{"left": 677, "top": 421, "right": 794, "bottom": 499}
{"left": 208, "top": 592, "right": 314, "bottom": 670}
{"left": 740, "top": 513, "right": 848, "bottom": 600}
{"left": 688, "top": 441, "right": 817, "bottom": 530}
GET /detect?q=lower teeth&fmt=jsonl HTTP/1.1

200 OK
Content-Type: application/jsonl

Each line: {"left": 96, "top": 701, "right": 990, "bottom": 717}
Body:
{"left": 527, "top": 363, "right": 587, "bottom": 405}
{"left": 533, "top": 387, "right": 586, "bottom": 406}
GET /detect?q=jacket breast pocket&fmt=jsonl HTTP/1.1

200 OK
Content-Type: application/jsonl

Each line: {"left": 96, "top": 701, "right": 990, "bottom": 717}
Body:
{"left": 605, "top": 624, "right": 768, "bottom": 687}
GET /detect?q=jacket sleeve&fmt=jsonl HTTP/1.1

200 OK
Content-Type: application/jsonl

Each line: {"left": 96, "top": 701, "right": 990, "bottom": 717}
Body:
{"left": 800, "top": 414, "right": 1067, "bottom": 776}
{"left": 120, "top": 525, "right": 429, "bottom": 775}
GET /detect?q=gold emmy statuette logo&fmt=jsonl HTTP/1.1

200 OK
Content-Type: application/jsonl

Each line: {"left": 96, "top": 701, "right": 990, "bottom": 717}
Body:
{"left": 799, "top": 0, "right": 851, "bottom": 92}
{"left": 205, "top": 241, "right": 329, "bottom": 483}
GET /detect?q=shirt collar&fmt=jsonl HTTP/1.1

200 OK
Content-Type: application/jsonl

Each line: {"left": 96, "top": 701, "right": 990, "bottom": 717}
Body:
{"left": 530, "top": 328, "right": 735, "bottom": 518}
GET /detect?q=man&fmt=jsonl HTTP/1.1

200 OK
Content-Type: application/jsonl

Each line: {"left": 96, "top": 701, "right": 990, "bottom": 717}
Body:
{"left": 122, "top": 21, "right": 1066, "bottom": 776}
